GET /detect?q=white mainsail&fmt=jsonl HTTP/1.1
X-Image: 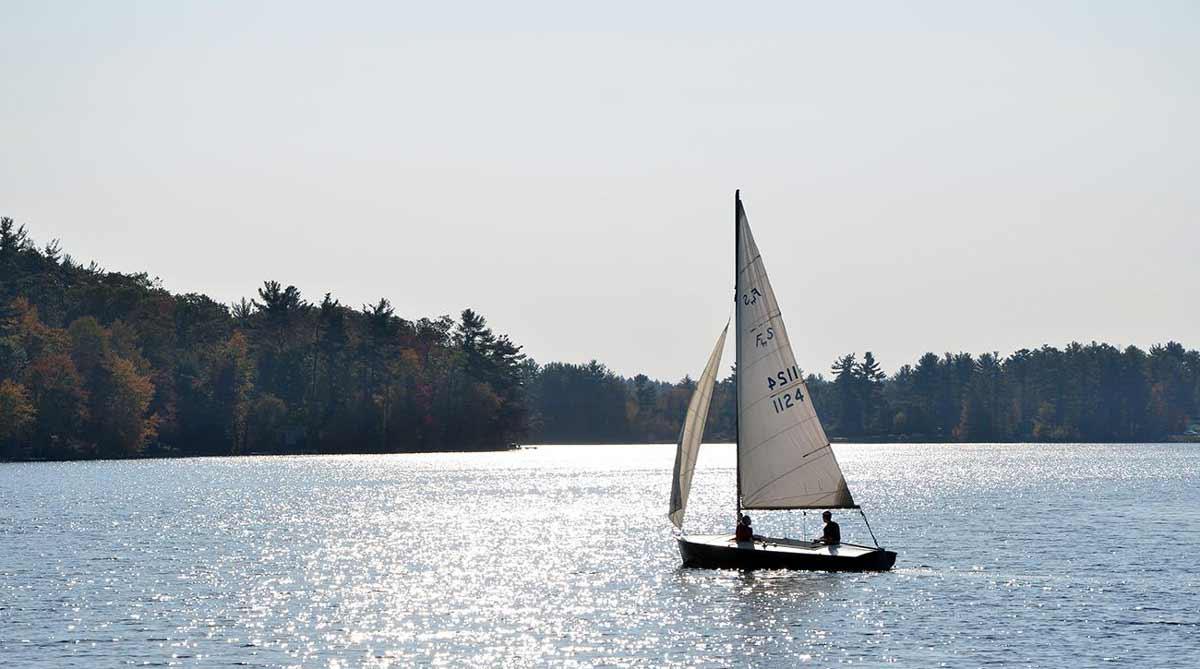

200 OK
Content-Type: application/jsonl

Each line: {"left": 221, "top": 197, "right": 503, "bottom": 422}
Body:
{"left": 668, "top": 322, "right": 729, "bottom": 529}
{"left": 735, "top": 195, "right": 855, "bottom": 509}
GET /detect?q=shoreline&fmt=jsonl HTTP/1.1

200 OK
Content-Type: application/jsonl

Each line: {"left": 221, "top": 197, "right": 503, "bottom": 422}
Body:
{"left": 5, "top": 438, "right": 1196, "bottom": 464}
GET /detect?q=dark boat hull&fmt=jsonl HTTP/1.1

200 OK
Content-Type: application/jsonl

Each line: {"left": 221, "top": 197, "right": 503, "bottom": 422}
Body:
{"left": 678, "top": 535, "right": 896, "bottom": 571}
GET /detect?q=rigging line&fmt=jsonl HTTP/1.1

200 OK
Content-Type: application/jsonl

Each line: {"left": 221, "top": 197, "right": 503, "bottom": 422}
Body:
{"left": 859, "top": 507, "right": 881, "bottom": 548}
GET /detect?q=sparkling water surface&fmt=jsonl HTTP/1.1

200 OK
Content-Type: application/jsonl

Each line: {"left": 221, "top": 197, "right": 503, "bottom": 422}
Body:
{"left": 2, "top": 444, "right": 1198, "bottom": 667}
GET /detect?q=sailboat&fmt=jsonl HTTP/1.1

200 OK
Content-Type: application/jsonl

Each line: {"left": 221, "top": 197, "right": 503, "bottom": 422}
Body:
{"left": 668, "top": 191, "right": 897, "bottom": 571}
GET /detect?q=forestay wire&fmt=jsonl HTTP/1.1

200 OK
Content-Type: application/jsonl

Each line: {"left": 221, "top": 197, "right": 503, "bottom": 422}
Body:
{"left": 858, "top": 507, "right": 881, "bottom": 548}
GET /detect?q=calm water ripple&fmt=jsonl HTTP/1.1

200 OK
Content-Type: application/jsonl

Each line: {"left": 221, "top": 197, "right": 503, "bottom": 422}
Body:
{"left": 2, "top": 444, "right": 1198, "bottom": 667}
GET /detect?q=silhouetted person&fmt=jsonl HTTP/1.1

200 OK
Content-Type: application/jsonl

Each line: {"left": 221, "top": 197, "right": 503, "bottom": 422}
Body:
{"left": 735, "top": 514, "right": 754, "bottom": 542}
{"left": 816, "top": 511, "right": 841, "bottom": 545}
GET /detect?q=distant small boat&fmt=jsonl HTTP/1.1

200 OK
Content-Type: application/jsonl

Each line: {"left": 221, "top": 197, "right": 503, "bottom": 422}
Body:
{"left": 668, "top": 191, "right": 896, "bottom": 572}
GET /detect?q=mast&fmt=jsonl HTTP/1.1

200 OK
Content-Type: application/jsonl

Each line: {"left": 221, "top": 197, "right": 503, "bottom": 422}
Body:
{"left": 734, "top": 189, "right": 742, "bottom": 521}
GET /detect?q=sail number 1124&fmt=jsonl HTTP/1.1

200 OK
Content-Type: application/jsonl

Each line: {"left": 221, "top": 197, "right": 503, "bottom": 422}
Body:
{"left": 767, "top": 365, "right": 805, "bottom": 414}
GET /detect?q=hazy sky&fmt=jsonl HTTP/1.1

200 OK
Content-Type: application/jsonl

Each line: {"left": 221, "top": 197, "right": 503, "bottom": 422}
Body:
{"left": 3, "top": 1, "right": 1197, "bottom": 380}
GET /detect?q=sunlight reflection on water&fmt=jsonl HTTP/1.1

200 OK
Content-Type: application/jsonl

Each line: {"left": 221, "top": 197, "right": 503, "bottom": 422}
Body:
{"left": 1, "top": 444, "right": 1198, "bottom": 666}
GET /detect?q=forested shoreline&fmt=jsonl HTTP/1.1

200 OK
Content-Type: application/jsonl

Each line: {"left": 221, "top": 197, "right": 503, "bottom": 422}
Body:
{"left": 1, "top": 217, "right": 1198, "bottom": 461}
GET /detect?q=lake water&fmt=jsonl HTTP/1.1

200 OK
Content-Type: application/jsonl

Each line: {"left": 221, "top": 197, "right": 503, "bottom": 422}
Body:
{"left": 2, "top": 443, "right": 1198, "bottom": 667}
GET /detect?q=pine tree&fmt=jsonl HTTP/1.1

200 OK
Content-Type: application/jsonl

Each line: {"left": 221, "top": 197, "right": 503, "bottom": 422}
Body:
{"left": 857, "top": 352, "right": 886, "bottom": 436}
{"left": 832, "top": 353, "right": 863, "bottom": 437}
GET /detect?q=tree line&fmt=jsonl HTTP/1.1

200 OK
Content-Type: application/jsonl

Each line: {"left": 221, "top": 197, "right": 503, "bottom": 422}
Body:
{"left": 1, "top": 218, "right": 528, "bottom": 459}
{"left": 1, "top": 217, "right": 1197, "bottom": 460}
{"left": 519, "top": 343, "right": 1199, "bottom": 444}
{"left": 813, "top": 346, "right": 1199, "bottom": 442}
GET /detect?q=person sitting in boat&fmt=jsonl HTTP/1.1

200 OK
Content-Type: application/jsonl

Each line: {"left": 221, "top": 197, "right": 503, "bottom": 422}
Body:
{"left": 815, "top": 511, "right": 841, "bottom": 545}
{"left": 734, "top": 514, "right": 756, "bottom": 542}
